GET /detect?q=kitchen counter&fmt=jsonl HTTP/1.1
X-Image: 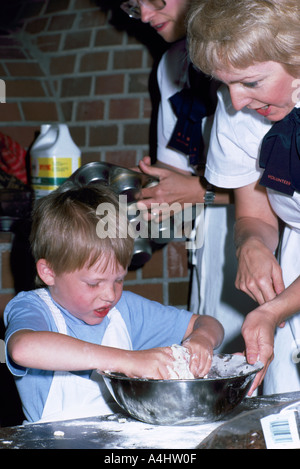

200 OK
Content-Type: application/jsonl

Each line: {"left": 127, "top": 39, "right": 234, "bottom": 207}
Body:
{"left": 0, "top": 391, "right": 299, "bottom": 449}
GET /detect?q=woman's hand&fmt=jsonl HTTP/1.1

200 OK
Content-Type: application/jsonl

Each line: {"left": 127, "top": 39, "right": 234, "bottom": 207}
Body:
{"left": 234, "top": 183, "right": 284, "bottom": 304}
{"left": 235, "top": 237, "right": 285, "bottom": 304}
{"left": 241, "top": 306, "right": 278, "bottom": 395}
{"left": 136, "top": 156, "right": 202, "bottom": 221}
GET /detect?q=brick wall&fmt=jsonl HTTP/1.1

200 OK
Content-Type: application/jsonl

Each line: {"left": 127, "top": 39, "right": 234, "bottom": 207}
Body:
{"left": 0, "top": 0, "right": 192, "bottom": 316}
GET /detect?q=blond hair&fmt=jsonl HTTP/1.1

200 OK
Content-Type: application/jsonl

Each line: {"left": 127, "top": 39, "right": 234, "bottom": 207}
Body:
{"left": 30, "top": 185, "right": 134, "bottom": 284}
{"left": 187, "top": 0, "right": 300, "bottom": 77}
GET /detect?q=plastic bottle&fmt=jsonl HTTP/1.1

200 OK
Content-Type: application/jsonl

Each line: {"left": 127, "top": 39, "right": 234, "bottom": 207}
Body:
{"left": 30, "top": 124, "right": 81, "bottom": 199}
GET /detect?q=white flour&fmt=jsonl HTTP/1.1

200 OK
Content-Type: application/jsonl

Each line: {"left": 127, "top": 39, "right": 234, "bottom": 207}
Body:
{"left": 167, "top": 344, "right": 194, "bottom": 379}
{"left": 167, "top": 348, "right": 263, "bottom": 380}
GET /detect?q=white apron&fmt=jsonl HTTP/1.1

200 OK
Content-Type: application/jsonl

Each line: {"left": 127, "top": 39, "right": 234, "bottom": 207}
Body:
{"left": 263, "top": 190, "right": 300, "bottom": 394}
{"left": 190, "top": 204, "right": 257, "bottom": 353}
{"left": 35, "top": 288, "right": 132, "bottom": 423}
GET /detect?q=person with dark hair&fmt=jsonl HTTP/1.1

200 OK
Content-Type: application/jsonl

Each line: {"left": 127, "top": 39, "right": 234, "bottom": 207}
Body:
{"left": 120, "top": 0, "right": 255, "bottom": 355}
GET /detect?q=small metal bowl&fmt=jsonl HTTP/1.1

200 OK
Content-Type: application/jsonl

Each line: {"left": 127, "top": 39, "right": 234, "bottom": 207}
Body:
{"left": 109, "top": 166, "right": 142, "bottom": 203}
{"left": 70, "top": 161, "right": 112, "bottom": 186}
{"left": 130, "top": 236, "right": 152, "bottom": 267}
{"left": 102, "top": 354, "right": 263, "bottom": 426}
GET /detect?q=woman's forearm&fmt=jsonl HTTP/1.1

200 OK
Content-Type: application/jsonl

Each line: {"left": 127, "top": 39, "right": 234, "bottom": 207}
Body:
{"left": 235, "top": 216, "right": 279, "bottom": 254}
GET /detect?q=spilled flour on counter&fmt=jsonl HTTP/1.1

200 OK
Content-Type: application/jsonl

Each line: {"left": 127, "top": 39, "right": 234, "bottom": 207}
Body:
{"left": 167, "top": 344, "right": 194, "bottom": 379}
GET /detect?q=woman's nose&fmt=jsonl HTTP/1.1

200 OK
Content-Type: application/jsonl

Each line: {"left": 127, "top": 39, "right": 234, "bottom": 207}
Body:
{"left": 140, "top": 4, "right": 156, "bottom": 23}
{"left": 229, "top": 85, "right": 253, "bottom": 111}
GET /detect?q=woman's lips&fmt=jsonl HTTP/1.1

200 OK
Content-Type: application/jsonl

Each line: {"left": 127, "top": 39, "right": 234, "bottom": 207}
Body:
{"left": 152, "top": 22, "right": 167, "bottom": 32}
{"left": 255, "top": 105, "right": 271, "bottom": 117}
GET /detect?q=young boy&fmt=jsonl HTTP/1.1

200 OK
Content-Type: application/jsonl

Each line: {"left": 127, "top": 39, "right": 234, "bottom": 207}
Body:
{"left": 4, "top": 185, "right": 224, "bottom": 423}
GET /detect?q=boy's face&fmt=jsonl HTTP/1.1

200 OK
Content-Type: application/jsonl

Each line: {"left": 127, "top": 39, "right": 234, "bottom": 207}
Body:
{"left": 38, "top": 256, "right": 127, "bottom": 325}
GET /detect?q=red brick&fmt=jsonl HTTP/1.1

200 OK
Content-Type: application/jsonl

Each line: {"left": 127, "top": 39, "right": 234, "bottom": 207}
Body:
{"left": 81, "top": 153, "right": 102, "bottom": 166}
{"left": 64, "top": 30, "right": 91, "bottom": 50}
{"left": 0, "top": 47, "right": 26, "bottom": 60}
{"left": 25, "top": 18, "right": 48, "bottom": 35}
{"left": 78, "top": 10, "right": 106, "bottom": 28}
{"left": 89, "top": 125, "right": 118, "bottom": 146}
{"left": 6, "top": 79, "right": 45, "bottom": 99}
{"left": 129, "top": 73, "right": 150, "bottom": 93}
{"left": 95, "top": 75, "right": 124, "bottom": 95}
{"left": 113, "top": 50, "right": 143, "bottom": 69}
{"left": 0, "top": 126, "right": 41, "bottom": 149}
{"left": 50, "top": 55, "right": 76, "bottom": 75}
{"left": 105, "top": 150, "right": 136, "bottom": 168}
{"left": 109, "top": 98, "right": 140, "bottom": 120}
{"left": 68, "top": 126, "right": 85, "bottom": 148}
{"left": 80, "top": 52, "right": 109, "bottom": 72}
{"left": 0, "top": 103, "right": 22, "bottom": 122}
{"left": 123, "top": 123, "right": 149, "bottom": 145}
{"left": 6, "top": 62, "right": 45, "bottom": 78}
{"left": 123, "top": 283, "right": 163, "bottom": 303}
{"left": 142, "top": 248, "right": 163, "bottom": 278}
{"left": 48, "top": 14, "right": 76, "bottom": 31}
{"left": 61, "top": 77, "right": 91, "bottom": 97}
{"left": 94, "top": 28, "right": 123, "bottom": 47}
{"left": 168, "top": 281, "right": 189, "bottom": 307}
{"left": 61, "top": 101, "right": 73, "bottom": 121}
{"left": 76, "top": 100, "right": 105, "bottom": 121}
{"left": 22, "top": 101, "right": 59, "bottom": 122}
{"left": 37, "top": 34, "right": 62, "bottom": 52}
{"left": 143, "top": 97, "right": 152, "bottom": 118}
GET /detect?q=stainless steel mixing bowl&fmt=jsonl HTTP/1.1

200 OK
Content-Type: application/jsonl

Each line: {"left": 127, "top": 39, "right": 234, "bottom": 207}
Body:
{"left": 102, "top": 354, "right": 263, "bottom": 426}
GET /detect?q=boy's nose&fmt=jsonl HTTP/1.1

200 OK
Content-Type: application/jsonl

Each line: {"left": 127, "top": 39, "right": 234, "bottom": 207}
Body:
{"left": 100, "top": 285, "right": 116, "bottom": 303}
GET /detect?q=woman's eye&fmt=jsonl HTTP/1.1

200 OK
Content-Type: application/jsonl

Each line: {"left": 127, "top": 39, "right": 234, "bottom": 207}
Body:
{"left": 243, "top": 81, "right": 259, "bottom": 88}
{"left": 87, "top": 283, "right": 99, "bottom": 288}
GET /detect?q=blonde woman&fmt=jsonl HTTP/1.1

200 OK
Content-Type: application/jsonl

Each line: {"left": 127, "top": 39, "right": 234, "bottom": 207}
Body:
{"left": 187, "top": 0, "right": 300, "bottom": 394}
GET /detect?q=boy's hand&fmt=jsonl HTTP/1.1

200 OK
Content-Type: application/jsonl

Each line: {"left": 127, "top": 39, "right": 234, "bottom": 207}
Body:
{"left": 182, "top": 314, "right": 224, "bottom": 378}
{"left": 118, "top": 347, "right": 175, "bottom": 380}
{"left": 182, "top": 335, "right": 213, "bottom": 378}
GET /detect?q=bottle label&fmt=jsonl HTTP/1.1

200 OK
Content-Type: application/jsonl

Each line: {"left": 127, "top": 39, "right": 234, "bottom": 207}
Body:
{"left": 31, "top": 156, "right": 80, "bottom": 194}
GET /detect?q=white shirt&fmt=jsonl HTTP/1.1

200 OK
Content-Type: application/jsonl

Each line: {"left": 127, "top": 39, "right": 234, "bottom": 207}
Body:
{"left": 205, "top": 85, "right": 272, "bottom": 188}
{"left": 156, "top": 39, "right": 213, "bottom": 172}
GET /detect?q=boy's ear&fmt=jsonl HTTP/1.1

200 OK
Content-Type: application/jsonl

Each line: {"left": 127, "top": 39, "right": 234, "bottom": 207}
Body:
{"left": 36, "top": 259, "right": 56, "bottom": 286}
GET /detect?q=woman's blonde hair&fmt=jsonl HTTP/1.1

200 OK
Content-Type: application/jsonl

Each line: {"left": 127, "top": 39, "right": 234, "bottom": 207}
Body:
{"left": 30, "top": 184, "right": 134, "bottom": 284}
{"left": 187, "top": 0, "right": 300, "bottom": 77}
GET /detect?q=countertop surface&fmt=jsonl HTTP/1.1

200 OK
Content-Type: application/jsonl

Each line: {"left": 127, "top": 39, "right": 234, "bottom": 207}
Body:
{"left": 0, "top": 391, "right": 299, "bottom": 449}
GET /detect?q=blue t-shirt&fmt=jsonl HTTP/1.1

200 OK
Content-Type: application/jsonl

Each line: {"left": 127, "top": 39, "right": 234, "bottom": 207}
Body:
{"left": 4, "top": 289, "right": 193, "bottom": 422}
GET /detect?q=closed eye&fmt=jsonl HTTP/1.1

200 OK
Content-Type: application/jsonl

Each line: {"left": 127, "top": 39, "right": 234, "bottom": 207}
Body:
{"left": 243, "top": 81, "right": 259, "bottom": 88}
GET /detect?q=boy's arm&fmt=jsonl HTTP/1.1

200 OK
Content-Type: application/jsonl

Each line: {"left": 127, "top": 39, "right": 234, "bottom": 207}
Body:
{"left": 7, "top": 329, "right": 175, "bottom": 379}
{"left": 7, "top": 329, "right": 128, "bottom": 372}
{"left": 182, "top": 314, "right": 224, "bottom": 377}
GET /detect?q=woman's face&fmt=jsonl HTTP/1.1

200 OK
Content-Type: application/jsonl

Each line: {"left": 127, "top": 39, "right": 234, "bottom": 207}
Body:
{"left": 140, "top": 0, "right": 190, "bottom": 43}
{"left": 215, "top": 61, "right": 298, "bottom": 122}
